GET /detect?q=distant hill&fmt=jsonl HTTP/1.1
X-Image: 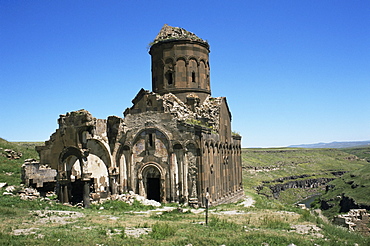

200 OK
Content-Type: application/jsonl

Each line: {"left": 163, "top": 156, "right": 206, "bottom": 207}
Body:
{"left": 288, "top": 140, "right": 370, "bottom": 149}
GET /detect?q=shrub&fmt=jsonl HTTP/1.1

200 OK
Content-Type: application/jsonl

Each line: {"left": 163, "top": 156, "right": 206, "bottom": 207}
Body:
{"left": 259, "top": 215, "right": 291, "bottom": 230}
{"left": 150, "top": 222, "right": 177, "bottom": 240}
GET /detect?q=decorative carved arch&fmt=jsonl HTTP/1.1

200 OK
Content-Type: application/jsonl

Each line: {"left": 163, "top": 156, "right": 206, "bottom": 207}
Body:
{"left": 138, "top": 162, "right": 165, "bottom": 180}
{"left": 59, "top": 146, "right": 83, "bottom": 164}
{"left": 199, "top": 59, "right": 208, "bottom": 68}
{"left": 188, "top": 56, "right": 200, "bottom": 66}
{"left": 176, "top": 57, "right": 187, "bottom": 63}
{"left": 184, "top": 140, "right": 198, "bottom": 151}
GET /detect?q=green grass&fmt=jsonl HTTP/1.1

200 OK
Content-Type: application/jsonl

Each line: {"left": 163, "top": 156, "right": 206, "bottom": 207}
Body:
{"left": 242, "top": 148, "right": 368, "bottom": 204}
{"left": 150, "top": 222, "right": 177, "bottom": 239}
{"left": 1, "top": 139, "right": 370, "bottom": 245}
{"left": 90, "top": 199, "right": 155, "bottom": 213}
{"left": 340, "top": 146, "right": 370, "bottom": 162}
{"left": 1, "top": 189, "right": 369, "bottom": 245}
{"left": 0, "top": 138, "right": 42, "bottom": 185}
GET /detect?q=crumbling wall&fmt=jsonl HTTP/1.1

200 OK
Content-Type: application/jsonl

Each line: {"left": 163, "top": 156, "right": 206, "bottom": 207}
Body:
{"left": 21, "top": 159, "right": 57, "bottom": 188}
{"left": 333, "top": 209, "right": 370, "bottom": 235}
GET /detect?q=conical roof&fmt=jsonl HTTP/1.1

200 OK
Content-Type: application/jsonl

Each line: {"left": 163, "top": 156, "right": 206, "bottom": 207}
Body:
{"left": 151, "top": 24, "right": 207, "bottom": 45}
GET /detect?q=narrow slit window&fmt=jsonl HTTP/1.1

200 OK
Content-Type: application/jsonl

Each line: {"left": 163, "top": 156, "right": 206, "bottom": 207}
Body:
{"left": 167, "top": 71, "right": 173, "bottom": 85}
{"left": 149, "top": 133, "right": 154, "bottom": 147}
{"left": 192, "top": 71, "right": 196, "bottom": 82}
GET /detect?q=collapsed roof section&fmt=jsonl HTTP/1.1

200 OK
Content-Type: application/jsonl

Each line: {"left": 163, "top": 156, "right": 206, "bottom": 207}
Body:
{"left": 151, "top": 24, "right": 208, "bottom": 46}
{"left": 124, "top": 89, "right": 229, "bottom": 132}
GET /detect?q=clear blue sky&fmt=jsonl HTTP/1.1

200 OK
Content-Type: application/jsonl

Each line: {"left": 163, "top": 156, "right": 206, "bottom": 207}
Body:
{"left": 1, "top": 1, "right": 369, "bottom": 148}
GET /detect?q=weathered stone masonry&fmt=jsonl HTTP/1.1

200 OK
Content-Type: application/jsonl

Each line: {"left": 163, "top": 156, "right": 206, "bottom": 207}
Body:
{"left": 28, "top": 25, "right": 243, "bottom": 207}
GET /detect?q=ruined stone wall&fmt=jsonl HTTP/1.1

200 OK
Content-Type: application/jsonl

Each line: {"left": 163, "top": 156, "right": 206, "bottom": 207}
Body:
{"left": 333, "top": 209, "right": 370, "bottom": 235}
{"left": 30, "top": 25, "right": 243, "bottom": 208}
{"left": 21, "top": 159, "right": 57, "bottom": 188}
{"left": 199, "top": 130, "right": 243, "bottom": 206}
{"left": 121, "top": 110, "right": 202, "bottom": 203}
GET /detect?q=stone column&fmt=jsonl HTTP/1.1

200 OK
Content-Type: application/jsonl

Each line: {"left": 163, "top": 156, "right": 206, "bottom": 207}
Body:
{"left": 109, "top": 175, "right": 117, "bottom": 195}
{"left": 59, "top": 184, "right": 64, "bottom": 204}
{"left": 83, "top": 181, "right": 90, "bottom": 208}
{"left": 138, "top": 178, "right": 145, "bottom": 197}
{"left": 80, "top": 152, "right": 91, "bottom": 208}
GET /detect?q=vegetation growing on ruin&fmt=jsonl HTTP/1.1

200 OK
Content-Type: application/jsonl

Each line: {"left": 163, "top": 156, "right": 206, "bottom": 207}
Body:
{"left": 185, "top": 118, "right": 216, "bottom": 132}
{"left": 1, "top": 138, "right": 370, "bottom": 245}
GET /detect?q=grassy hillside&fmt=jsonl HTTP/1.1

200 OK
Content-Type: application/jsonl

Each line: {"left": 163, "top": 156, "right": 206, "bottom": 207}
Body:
{"left": 317, "top": 147, "right": 370, "bottom": 217}
{"left": 322, "top": 164, "right": 370, "bottom": 205}
{"left": 1, "top": 139, "right": 370, "bottom": 244}
{"left": 242, "top": 148, "right": 368, "bottom": 204}
{"left": 340, "top": 146, "right": 370, "bottom": 162}
{"left": 0, "top": 138, "right": 42, "bottom": 185}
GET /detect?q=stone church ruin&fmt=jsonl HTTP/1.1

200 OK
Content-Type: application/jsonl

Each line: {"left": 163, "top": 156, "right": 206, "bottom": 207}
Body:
{"left": 24, "top": 25, "right": 243, "bottom": 207}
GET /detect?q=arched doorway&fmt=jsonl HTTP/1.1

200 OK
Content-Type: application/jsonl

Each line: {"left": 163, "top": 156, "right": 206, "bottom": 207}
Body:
{"left": 58, "top": 141, "right": 111, "bottom": 206}
{"left": 142, "top": 165, "right": 161, "bottom": 202}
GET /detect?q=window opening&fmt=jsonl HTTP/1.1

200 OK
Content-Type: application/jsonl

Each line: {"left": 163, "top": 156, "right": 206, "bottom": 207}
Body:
{"left": 148, "top": 133, "right": 154, "bottom": 147}
{"left": 192, "top": 71, "right": 196, "bottom": 82}
{"left": 167, "top": 71, "right": 173, "bottom": 85}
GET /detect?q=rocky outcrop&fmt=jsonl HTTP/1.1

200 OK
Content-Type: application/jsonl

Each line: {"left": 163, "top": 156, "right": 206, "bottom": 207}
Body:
{"left": 321, "top": 195, "right": 370, "bottom": 213}
{"left": 268, "top": 178, "right": 335, "bottom": 199}
{"left": 1, "top": 148, "right": 22, "bottom": 159}
{"left": 256, "top": 174, "right": 337, "bottom": 199}
{"left": 256, "top": 172, "right": 347, "bottom": 199}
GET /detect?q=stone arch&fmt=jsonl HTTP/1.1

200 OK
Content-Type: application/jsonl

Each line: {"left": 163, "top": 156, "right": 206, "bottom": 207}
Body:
{"left": 86, "top": 139, "right": 112, "bottom": 168}
{"left": 57, "top": 139, "right": 112, "bottom": 205}
{"left": 57, "top": 147, "right": 87, "bottom": 205}
{"left": 187, "top": 56, "right": 199, "bottom": 66}
{"left": 138, "top": 163, "right": 166, "bottom": 202}
{"left": 132, "top": 127, "right": 171, "bottom": 151}
{"left": 131, "top": 128, "right": 170, "bottom": 197}
{"left": 58, "top": 147, "right": 80, "bottom": 174}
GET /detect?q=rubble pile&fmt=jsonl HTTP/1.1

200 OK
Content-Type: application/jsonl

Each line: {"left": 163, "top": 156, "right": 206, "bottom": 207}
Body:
{"left": 109, "top": 191, "right": 161, "bottom": 207}
{"left": 162, "top": 93, "right": 196, "bottom": 121}
{"left": 18, "top": 187, "right": 41, "bottom": 200}
{"left": 333, "top": 209, "right": 370, "bottom": 235}
{"left": 1, "top": 148, "right": 22, "bottom": 159}
{"left": 1, "top": 183, "right": 16, "bottom": 196}
{"left": 161, "top": 93, "right": 221, "bottom": 130}
{"left": 152, "top": 24, "right": 206, "bottom": 44}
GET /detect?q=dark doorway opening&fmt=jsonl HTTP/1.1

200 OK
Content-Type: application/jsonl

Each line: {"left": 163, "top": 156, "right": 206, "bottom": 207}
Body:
{"left": 147, "top": 177, "right": 160, "bottom": 202}
{"left": 70, "top": 179, "right": 93, "bottom": 205}
{"left": 70, "top": 179, "right": 84, "bottom": 204}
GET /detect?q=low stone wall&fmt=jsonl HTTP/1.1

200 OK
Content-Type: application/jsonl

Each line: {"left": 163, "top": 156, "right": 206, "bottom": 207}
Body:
{"left": 21, "top": 159, "right": 57, "bottom": 188}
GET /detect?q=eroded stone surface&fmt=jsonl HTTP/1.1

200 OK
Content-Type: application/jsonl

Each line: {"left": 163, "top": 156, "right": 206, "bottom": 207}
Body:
{"left": 23, "top": 25, "right": 243, "bottom": 208}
